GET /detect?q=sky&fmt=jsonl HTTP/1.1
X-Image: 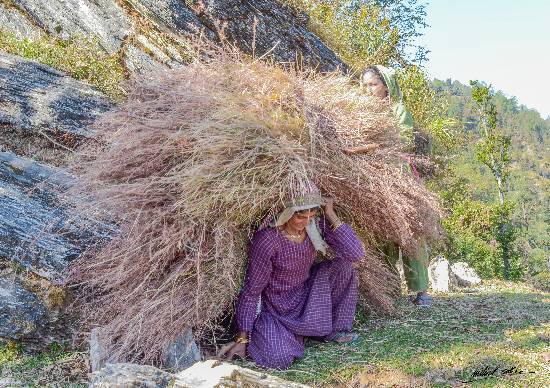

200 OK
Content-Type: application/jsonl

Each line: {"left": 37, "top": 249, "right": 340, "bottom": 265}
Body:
{"left": 420, "top": 0, "right": 550, "bottom": 118}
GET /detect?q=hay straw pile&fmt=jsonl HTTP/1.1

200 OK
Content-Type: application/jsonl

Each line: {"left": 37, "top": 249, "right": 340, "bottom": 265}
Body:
{"left": 67, "top": 50, "right": 441, "bottom": 363}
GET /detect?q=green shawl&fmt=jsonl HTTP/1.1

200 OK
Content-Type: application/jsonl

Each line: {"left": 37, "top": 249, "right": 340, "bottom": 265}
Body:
{"left": 374, "top": 65, "right": 414, "bottom": 147}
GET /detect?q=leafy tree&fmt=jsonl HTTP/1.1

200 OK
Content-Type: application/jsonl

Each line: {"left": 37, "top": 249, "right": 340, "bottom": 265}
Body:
{"left": 282, "top": 0, "right": 428, "bottom": 68}
{"left": 470, "top": 81, "right": 515, "bottom": 278}
{"left": 284, "top": 0, "right": 400, "bottom": 68}
{"left": 438, "top": 79, "right": 549, "bottom": 279}
{"left": 436, "top": 171, "right": 501, "bottom": 277}
{"left": 470, "top": 82, "right": 512, "bottom": 206}
{"left": 360, "top": 0, "right": 430, "bottom": 64}
{"left": 398, "top": 65, "right": 459, "bottom": 156}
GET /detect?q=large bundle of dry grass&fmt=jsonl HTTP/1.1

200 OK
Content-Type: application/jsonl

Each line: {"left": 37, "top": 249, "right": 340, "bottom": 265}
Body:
{"left": 66, "top": 50, "right": 441, "bottom": 363}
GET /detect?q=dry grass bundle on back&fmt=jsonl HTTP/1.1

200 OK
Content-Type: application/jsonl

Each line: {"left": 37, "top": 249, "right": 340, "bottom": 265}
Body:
{"left": 66, "top": 49, "right": 441, "bottom": 364}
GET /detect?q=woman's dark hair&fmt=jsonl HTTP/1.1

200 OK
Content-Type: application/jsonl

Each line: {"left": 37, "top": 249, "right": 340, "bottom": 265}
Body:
{"left": 361, "top": 67, "right": 387, "bottom": 88}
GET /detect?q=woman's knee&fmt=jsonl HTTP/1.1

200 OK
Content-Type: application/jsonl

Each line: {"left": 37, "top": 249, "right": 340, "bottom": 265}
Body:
{"left": 267, "top": 353, "right": 295, "bottom": 370}
{"left": 329, "top": 257, "right": 355, "bottom": 281}
{"left": 251, "top": 344, "right": 296, "bottom": 370}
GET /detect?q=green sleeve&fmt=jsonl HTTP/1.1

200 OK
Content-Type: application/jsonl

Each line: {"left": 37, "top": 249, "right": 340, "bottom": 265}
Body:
{"left": 393, "top": 102, "right": 414, "bottom": 148}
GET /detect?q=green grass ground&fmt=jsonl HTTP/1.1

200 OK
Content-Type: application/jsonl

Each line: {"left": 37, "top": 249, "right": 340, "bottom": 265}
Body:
{"left": 251, "top": 280, "right": 550, "bottom": 387}
{"left": 0, "top": 342, "right": 87, "bottom": 387}
{"left": 1, "top": 280, "right": 548, "bottom": 387}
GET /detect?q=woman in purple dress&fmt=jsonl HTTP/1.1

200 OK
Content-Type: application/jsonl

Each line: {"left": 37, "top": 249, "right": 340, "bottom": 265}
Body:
{"left": 220, "top": 189, "right": 365, "bottom": 369}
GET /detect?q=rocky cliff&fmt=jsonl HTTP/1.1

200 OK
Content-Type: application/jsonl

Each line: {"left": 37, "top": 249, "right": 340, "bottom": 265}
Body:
{"left": 0, "top": 0, "right": 344, "bottom": 74}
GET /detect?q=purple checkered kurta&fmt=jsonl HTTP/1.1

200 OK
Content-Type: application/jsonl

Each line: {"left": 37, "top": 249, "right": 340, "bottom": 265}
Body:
{"left": 236, "top": 218, "right": 365, "bottom": 369}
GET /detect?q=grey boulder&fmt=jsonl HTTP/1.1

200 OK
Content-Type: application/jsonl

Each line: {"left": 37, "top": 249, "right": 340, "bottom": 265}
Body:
{"left": 0, "top": 276, "right": 47, "bottom": 339}
{"left": 161, "top": 329, "right": 201, "bottom": 372}
{"left": 90, "top": 360, "right": 311, "bottom": 388}
{"left": 450, "top": 262, "right": 482, "bottom": 287}
{"left": 89, "top": 363, "right": 174, "bottom": 388}
{"left": 0, "top": 151, "right": 107, "bottom": 280}
{"left": 90, "top": 328, "right": 201, "bottom": 373}
{"left": 428, "top": 255, "right": 450, "bottom": 292}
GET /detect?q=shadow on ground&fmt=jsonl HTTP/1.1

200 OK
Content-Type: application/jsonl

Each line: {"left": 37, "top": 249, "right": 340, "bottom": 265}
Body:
{"left": 251, "top": 281, "right": 550, "bottom": 387}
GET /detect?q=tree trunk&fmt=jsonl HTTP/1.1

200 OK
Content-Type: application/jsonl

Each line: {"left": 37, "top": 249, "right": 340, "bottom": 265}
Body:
{"left": 499, "top": 222, "right": 510, "bottom": 279}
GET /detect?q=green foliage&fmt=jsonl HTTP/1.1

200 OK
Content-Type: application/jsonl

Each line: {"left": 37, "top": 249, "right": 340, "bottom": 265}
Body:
{"left": 283, "top": 0, "right": 429, "bottom": 69}
{"left": 470, "top": 81, "right": 512, "bottom": 191}
{"left": 475, "top": 134, "right": 512, "bottom": 184}
{"left": 436, "top": 79, "right": 549, "bottom": 281}
{"left": 0, "top": 30, "right": 125, "bottom": 99}
{"left": 440, "top": 82, "right": 518, "bottom": 279}
{"left": 443, "top": 199, "right": 499, "bottom": 278}
{"left": 438, "top": 173, "right": 504, "bottom": 278}
{"left": 398, "top": 65, "right": 459, "bottom": 153}
{"left": 284, "top": 0, "right": 401, "bottom": 69}
{"left": 0, "top": 341, "right": 20, "bottom": 365}
{"left": 367, "top": 0, "right": 429, "bottom": 64}
{"left": 530, "top": 271, "right": 550, "bottom": 292}
{"left": 0, "top": 341, "right": 87, "bottom": 387}
{"left": 285, "top": 0, "right": 430, "bottom": 66}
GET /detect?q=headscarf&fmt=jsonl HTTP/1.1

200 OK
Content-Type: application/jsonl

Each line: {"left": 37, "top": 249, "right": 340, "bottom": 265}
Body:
{"left": 271, "top": 191, "right": 328, "bottom": 255}
{"left": 372, "top": 65, "right": 415, "bottom": 148}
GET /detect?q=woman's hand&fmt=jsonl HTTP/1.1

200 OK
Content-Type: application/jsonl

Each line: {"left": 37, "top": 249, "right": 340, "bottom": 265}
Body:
{"left": 323, "top": 197, "right": 335, "bottom": 214}
{"left": 217, "top": 341, "right": 247, "bottom": 361}
{"left": 322, "top": 197, "right": 340, "bottom": 225}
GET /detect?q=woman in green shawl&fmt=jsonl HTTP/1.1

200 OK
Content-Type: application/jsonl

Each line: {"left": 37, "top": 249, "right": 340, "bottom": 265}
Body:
{"left": 346, "top": 65, "right": 432, "bottom": 307}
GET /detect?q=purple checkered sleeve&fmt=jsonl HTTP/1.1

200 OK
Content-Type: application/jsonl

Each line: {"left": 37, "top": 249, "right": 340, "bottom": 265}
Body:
{"left": 236, "top": 229, "right": 274, "bottom": 332}
{"left": 319, "top": 218, "right": 365, "bottom": 262}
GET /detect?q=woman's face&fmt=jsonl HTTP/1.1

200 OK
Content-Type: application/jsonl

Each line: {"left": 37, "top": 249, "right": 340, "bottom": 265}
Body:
{"left": 286, "top": 209, "right": 318, "bottom": 231}
{"left": 362, "top": 72, "right": 389, "bottom": 99}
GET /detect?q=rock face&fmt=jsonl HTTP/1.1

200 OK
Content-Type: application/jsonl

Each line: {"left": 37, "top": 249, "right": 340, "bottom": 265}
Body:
{"left": 428, "top": 255, "right": 450, "bottom": 292}
{"left": 0, "top": 276, "right": 47, "bottom": 339}
{"left": 0, "top": 57, "right": 115, "bottom": 341}
{"left": 0, "top": 52, "right": 114, "bottom": 141}
{"left": 0, "top": 3, "right": 44, "bottom": 40}
{"left": 90, "top": 328, "right": 201, "bottom": 373}
{"left": 0, "top": 151, "right": 114, "bottom": 339}
{"left": 192, "top": 0, "right": 345, "bottom": 72}
{"left": 89, "top": 360, "right": 311, "bottom": 388}
{"left": 0, "top": 52, "right": 117, "bottom": 283}
{"left": 8, "top": 0, "right": 132, "bottom": 53}
{"left": 162, "top": 329, "right": 201, "bottom": 372}
{"left": 0, "top": 0, "right": 345, "bottom": 73}
{"left": 450, "top": 262, "right": 482, "bottom": 287}
{"left": 89, "top": 363, "right": 174, "bottom": 388}
{"left": 0, "top": 151, "right": 92, "bottom": 280}
{"left": 89, "top": 327, "right": 115, "bottom": 373}
{"left": 128, "top": 0, "right": 212, "bottom": 37}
